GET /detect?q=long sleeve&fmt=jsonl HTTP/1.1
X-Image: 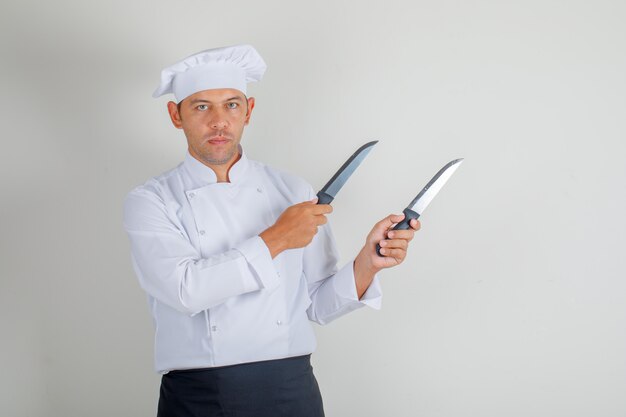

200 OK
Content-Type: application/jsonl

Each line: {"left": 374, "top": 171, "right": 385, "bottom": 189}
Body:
{"left": 123, "top": 188, "right": 279, "bottom": 315}
{"left": 302, "top": 191, "right": 383, "bottom": 325}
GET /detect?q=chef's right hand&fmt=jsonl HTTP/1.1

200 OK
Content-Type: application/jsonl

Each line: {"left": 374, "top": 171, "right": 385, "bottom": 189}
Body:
{"left": 259, "top": 199, "right": 332, "bottom": 258}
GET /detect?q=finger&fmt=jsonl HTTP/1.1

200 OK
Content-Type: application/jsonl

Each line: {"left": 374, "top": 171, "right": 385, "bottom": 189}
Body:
{"left": 315, "top": 204, "right": 333, "bottom": 214}
{"left": 386, "top": 229, "right": 415, "bottom": 241}
{"left": 316, "top": 215, "right": 328, "bottom": 226}
{"left": 296, "top": 201, "right": 333, "bottom": 216}
{"left": 306, "top": 203, "right": 332, "bottom": 215}
{"left": 378, "top": 239, "right": 408, "bottom": 251}
{"left": 410, "top": 219, "right": 421, "bottom": 231}
{"left": 378, "top": 247, "right": 406, "bottom": 261}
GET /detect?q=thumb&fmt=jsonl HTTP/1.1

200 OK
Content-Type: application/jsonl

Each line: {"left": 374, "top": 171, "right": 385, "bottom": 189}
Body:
{"left": 375, "top": 213, "right": 405, "bottom": 232}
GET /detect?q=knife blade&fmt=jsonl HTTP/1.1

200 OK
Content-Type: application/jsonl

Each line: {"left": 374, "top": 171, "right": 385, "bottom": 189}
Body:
{"left": 377, "top": 158, "right": 464, "bottom": 256}
{"left": 316, "top": 140, "right": 378, "bottom": 204}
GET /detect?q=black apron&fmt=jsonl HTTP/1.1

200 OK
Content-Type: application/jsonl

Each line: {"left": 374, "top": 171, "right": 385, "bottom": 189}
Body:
{"left": 157, "top": 354, "right": 325, "bottom": 417}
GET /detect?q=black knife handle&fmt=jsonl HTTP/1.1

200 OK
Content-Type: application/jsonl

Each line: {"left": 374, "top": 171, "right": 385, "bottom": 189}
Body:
{"left": 376, "top": 208, "right": 420, "bottom": 256}
{"left": 316, "top": 191, "right": 334, "bottom": 205}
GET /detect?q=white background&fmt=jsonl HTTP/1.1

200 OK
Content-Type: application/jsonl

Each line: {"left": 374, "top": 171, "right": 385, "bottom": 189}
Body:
{"left": 1, "top": 0, "right": 625, "bottom": 416}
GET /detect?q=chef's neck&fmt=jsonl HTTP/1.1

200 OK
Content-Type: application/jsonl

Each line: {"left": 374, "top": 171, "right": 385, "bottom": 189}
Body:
{"left": 203, "top": 152, "right": 241, "bottom": 183}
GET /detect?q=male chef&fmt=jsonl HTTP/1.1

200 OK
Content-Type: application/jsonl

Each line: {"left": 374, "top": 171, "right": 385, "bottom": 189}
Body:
{"left": 123, "top": 45, "right": 420, "bottom": 417}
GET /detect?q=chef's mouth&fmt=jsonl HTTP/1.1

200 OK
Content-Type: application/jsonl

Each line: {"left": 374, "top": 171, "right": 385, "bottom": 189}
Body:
{"left": 207, "top": 135, "right": 232, "bottom": 143}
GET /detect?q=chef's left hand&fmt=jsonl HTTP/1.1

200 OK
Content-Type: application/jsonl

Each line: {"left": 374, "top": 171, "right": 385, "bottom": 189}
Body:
{"left": 353, "top": 214, "right": 420, "bottom": 297}
{"left": 363, "top": 213, "right": 421, "bottom": 270}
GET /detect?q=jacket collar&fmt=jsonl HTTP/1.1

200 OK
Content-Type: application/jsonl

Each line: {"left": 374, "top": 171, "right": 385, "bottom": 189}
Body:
{"left": 183, "top": 146, "right": 249, "bottom": 186}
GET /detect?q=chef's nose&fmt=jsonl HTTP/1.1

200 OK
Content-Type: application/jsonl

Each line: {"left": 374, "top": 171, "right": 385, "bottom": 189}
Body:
{"left": 210, "top": 112, "right": 229, "bottom": 130}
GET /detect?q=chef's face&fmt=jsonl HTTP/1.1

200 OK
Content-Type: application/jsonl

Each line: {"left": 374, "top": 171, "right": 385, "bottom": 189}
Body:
{"left": 167, "top": 88, "right": 255, "bottom": 167}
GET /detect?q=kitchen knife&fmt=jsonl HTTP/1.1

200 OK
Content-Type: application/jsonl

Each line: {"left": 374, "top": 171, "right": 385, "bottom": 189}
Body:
{"left": 377, "top": 158, "right": 464, "bottom": 256}
{"left": 316, "top": 140, "right": 378, "bottom": 204}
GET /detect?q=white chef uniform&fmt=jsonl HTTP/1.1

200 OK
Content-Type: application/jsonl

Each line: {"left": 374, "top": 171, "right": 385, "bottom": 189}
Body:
{"left": 123, "top": 148, "right": 382, "bottom": 374}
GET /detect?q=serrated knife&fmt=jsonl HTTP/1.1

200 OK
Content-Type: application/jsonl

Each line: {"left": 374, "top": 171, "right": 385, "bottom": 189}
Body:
{"left": 377, "top": 158, "right": 464, "bottom": 256}
{"left": 316, "top": 141, "right": 378, "bottom": 204}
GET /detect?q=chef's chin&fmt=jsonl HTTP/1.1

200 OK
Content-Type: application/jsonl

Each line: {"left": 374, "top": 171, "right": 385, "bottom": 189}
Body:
{"left": 200, "top": 148, "right": 238, "bottom": 166}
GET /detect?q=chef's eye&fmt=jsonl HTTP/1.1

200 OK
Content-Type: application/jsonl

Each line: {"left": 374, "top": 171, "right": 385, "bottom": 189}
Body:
{"left": 226, "top": 102, "right": 239, "bottom": 109}
{"left": 197, "top": 104, "right": 208, "bottom": 111}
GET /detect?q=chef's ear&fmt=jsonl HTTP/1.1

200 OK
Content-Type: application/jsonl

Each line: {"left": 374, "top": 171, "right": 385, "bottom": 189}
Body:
{"left": 244, "top": 97, "right": 255, "bottom": 125}
{"left": 167, "top": 100, "right": 183, "bottom": 129}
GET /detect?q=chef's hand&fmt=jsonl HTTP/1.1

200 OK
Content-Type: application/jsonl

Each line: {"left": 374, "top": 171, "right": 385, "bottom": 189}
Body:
{"left": 260, "top": 199, "right": 332, "bottom": 258}
{"left": 353, "top": 213, "right": 421, "bottom": 298}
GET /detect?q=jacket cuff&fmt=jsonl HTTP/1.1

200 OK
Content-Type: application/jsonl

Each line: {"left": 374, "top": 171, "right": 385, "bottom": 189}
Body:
{"left": 333, "top": 261, "right": 383, "bottom": 310}
{"left": 234, "top": 236, "right": 280, "bottom": 292}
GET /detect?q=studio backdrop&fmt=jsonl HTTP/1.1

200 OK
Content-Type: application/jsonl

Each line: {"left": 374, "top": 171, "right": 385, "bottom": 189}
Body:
{"left": 1, "top": 0, "right": 625, "bottom": 416}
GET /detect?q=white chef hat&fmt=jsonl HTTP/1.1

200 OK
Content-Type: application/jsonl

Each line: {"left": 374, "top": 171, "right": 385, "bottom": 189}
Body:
{"left": 152, "top": 44, "right": 266, "bottom": 102}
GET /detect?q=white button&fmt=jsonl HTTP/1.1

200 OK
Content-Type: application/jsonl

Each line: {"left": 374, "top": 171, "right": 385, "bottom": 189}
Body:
{"left": 189, "top": 192, "right": 195, "bottom": 198}
{"left": 211, "top": 326, "right": 217, "bottom": 332}
{"left": 276, "top": 320, "right": 282, "bottom": 326}
{"left": 199, "top": 230, "right": 205, "bottom": 236}
{"left": 257, "top": 188, "right": 262, "bottom": 193}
